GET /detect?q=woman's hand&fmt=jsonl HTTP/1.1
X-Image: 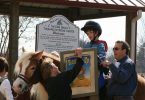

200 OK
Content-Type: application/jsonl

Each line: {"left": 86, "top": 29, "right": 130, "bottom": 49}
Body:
{"left": 75, "top": 47, "right": 83, "bottom": 58}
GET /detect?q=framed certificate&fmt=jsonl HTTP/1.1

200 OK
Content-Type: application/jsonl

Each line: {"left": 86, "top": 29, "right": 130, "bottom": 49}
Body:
{"left": 60, "top": 48, "right": 98, "bottom": 98}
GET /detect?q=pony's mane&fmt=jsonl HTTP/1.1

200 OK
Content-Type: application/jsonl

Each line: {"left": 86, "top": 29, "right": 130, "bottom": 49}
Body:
{"left": 14, "top": 51, "right": 36, "bottom": 75}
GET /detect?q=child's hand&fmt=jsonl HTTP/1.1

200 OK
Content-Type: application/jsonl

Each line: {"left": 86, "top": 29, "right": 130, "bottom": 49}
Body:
{"left": 101, "top": 60, "right": 111, "bottom": 67}
{"left": 75, "top": 47, "right": 82, "bottom": 58}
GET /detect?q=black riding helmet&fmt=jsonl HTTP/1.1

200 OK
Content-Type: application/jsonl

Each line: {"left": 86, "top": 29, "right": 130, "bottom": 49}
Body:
{"left": 81, "top": 21, "right": 102, "bottom": 37}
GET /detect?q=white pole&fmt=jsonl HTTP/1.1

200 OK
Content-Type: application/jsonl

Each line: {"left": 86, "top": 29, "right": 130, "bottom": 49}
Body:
{"left": 131, "top": 10, "right": 142, "bottom": 61}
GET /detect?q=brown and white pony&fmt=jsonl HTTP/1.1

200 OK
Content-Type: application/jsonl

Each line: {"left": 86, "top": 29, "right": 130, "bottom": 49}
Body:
{"left": 12, "top": 49, "right": 60, "bottom": 100}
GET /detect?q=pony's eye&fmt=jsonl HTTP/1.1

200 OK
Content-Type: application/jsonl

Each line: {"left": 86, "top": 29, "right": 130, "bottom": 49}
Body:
{"left": 31, "top": 67, "right": 35, "bottom": 70}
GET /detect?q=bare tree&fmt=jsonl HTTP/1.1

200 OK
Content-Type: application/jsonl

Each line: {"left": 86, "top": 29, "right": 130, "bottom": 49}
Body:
{"left": 0, "top": 15, "right": 9, "bottom": 56}
{"left": 136, "top": 17, "right": 145, "bottom": 73}
{"left": 0, "top": 15, "right": 47, "bottom": 57}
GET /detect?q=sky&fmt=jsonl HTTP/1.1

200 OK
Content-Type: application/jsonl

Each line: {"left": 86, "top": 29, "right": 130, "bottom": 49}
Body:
{"left": 19, "top": 12, "right": 145, "bottom": 53}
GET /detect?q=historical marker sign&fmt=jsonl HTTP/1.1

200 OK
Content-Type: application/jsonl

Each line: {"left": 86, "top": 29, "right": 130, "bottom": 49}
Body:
{"left": 36, "top": 15, "right": 79, "bottom": 52}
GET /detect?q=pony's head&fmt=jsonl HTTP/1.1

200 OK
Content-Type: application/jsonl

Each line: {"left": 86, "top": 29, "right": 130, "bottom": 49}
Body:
{"left": 12, "top": 49, "right": 60, "bottom": 94}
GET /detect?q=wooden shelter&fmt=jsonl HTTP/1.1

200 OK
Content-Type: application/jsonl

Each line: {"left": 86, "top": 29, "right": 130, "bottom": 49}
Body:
{"left": 0, "top": 0, "right": 145, "bottom": 99}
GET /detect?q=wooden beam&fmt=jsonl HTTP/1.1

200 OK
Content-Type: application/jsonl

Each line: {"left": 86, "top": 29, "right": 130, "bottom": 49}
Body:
{"left": 19, "top": 6, "right": 69, "bottom": 17}
{"left": 0, "top": 4, "right": 128, "bottom": 20}
{"left": 76, "top": 11, "right": 127, "bottom": 20}
{"left": 125, "top": 12, "right": 137, "bottom": 62}
{"left": 8, "top": 0, "right": 19, "bottom": 82}
{"left": 0, "top": 4, "right": 9, "bottom": 14}
{"left": 0, "top": 0, "right": 10, "bottom": 3}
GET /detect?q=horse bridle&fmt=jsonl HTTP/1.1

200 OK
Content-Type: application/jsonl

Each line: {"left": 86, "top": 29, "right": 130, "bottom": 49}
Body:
{"left": 17, "top": 74, "right": 31, "bottom": 92}
{"left": 18, "top": 74, "right": 30, "bottom": 84}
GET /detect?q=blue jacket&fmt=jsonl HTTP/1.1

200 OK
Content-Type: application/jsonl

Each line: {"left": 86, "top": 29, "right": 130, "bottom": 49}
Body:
{"left": 107, "top": 56, "right": 137, "bottom": 96}
{"left": 84, "top": 40, "right": 107, "bottom": 61}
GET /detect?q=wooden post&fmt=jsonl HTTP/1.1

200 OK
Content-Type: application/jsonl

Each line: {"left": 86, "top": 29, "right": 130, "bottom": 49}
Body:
{"left": 125, "top": 12, "right": 137, "bottom": 59}
{"left": 8, "top": 0, "right": 19, "bottom": 82}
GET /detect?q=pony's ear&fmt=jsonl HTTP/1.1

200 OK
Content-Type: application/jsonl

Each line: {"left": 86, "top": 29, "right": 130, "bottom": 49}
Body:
{"left": 22, "top": 47, "right": 26, "bottom": 52}
{"left": 33, "top": 51, "right": 43, "bottom": 60}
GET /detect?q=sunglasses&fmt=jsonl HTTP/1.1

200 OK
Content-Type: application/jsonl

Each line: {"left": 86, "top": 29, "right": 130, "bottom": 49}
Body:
{"left": 113, "top": 47, "right": 122, "bottom": 51}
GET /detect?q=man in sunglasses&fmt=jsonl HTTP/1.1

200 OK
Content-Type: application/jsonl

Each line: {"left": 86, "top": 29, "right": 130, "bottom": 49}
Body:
{"left": 102, "top": 40, "right": 137, "bottom": 100}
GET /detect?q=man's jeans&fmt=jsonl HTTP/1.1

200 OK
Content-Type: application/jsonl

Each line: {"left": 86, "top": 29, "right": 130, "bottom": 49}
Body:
{"left": 108, "top": 96, "right": 134, "bottom": 100}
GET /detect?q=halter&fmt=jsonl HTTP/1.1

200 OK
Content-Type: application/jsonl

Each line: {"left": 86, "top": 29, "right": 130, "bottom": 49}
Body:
{"left": 13, "top": 74, "right": 31, "bottom": 99}
{"left": 18, "top": 74, "right": 30, "bottom": 85}
{"left": 17, "top": 74, "right": 31, "bottom": 93}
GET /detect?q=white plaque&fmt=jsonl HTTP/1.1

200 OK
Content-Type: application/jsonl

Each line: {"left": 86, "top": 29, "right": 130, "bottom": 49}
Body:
{"left": 36, "top": 15, "right": 79, "bottom": 52}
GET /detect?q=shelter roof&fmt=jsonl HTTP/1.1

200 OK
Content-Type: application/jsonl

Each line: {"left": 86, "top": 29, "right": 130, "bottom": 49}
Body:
{"left": 0, "top": 0, "right": 145, "bottom": 20}
{"left": 19, "top": 0, "right": 145, "bottom": 11}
